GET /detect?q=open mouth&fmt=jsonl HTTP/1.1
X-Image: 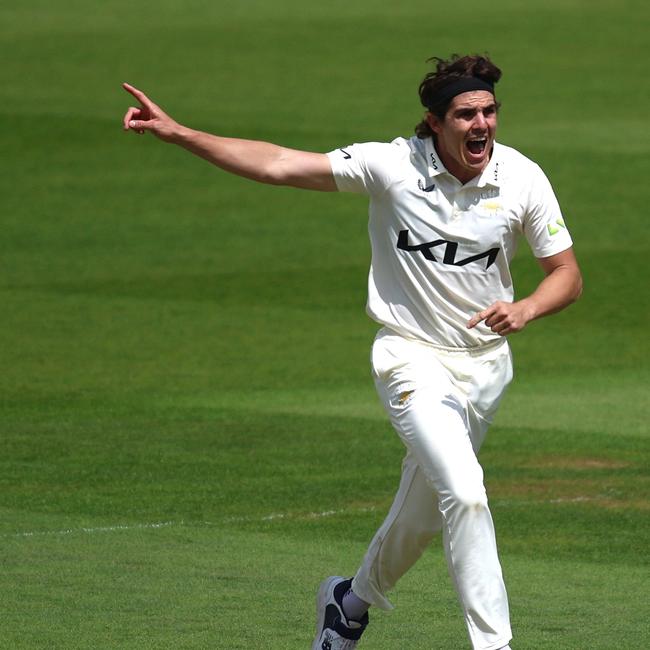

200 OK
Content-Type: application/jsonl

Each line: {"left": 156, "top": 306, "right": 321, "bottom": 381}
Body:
{"left": 466, "top": 138, "right": 488, "bottom": 156}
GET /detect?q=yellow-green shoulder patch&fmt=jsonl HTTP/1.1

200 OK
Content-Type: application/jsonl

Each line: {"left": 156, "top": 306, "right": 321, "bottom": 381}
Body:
{"left": 547, "top": 218, "right": 566, "bottom": 236}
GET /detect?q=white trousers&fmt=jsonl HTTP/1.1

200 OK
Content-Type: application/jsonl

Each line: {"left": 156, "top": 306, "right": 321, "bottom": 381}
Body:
{"left": 352, "top": 328, "right": 514, "bottom": 650}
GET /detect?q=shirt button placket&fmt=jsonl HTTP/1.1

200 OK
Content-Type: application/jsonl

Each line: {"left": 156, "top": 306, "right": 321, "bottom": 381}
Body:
{"left": 451, "top": 199, "right": 460, "bottom": 221}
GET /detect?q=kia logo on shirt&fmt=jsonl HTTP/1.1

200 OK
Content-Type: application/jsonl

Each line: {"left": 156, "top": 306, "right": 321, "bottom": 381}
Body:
{"left": 397, "top": 229, "right": 500, "bottom": 269}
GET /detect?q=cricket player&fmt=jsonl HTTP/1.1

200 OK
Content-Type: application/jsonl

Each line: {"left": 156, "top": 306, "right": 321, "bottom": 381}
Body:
{"left": 123, "top": 54, "right": 582, "bottom": 650}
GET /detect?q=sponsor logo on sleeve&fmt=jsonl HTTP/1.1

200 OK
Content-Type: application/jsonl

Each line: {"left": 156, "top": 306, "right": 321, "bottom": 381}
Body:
{"left": 547, "top": 218, "right": 566, "bottom": 236}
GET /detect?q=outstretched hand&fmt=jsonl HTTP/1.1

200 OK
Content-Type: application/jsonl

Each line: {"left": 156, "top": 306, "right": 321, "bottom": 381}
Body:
{"left": 122, "top": 83, "right": 181, "bottom": 142}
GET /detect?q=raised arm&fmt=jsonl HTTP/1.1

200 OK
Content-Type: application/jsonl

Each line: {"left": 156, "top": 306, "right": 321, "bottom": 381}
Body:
{"left": 122, "top": 83, "right": 337, "bottom": 192}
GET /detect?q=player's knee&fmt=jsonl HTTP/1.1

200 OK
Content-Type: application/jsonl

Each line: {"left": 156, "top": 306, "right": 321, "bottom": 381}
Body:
{"left": 446, "top": 484, "right": 488, "bottom": 512}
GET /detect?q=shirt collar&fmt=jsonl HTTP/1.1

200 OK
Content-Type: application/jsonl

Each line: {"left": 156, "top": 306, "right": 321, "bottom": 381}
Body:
{"left": 423, "top": 137, "right": 503, "bottom": 188}
{"left": 474, "top": 143, "right": 503, "bottom": 188}
{"left": 423, "top": 137, "right": 448, "bottom": 178}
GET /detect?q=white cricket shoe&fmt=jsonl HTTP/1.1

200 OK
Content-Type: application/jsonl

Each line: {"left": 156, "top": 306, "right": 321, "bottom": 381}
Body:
{"left": 311, "top": 576, "right": 369, "bottom": 650}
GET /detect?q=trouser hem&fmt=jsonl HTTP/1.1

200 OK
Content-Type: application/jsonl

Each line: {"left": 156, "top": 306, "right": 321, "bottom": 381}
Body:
{"left": 479, "top": 634, "right": 513, "bottom": 650}
{"left": 350, "top": 576, "right": 394, "bottom": 611}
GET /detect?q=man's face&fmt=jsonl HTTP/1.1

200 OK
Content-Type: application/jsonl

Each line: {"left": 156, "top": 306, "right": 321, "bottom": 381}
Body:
{"left": 426, "top": 90, "right": 498, "bottom": 184}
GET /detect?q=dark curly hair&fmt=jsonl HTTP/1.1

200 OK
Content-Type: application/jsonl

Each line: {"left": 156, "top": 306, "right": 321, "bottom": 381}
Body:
{"left": 415, "top": 54, "right": 502, "bottom": 139}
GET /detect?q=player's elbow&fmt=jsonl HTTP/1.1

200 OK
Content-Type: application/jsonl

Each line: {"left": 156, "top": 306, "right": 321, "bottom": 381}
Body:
{"left": 574, "top": 276, "right": 583, "bottom": 302}
{"left": 556, "top": 261, "right": 583, "bottom": 304}
{"left": 571, "top": 268, "right": 583, "bottom": 302}
{"left": 573, "top": 268, "right": 582, "bottom": 302}
{"left": 256, "top": 148, "right": 298, "bottom": 186}
{"left": 255, "top": 166, "right": 288, "bottom": 186}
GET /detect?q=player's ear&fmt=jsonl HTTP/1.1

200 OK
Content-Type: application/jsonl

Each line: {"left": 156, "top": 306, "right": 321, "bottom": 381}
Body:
{"left": 425, "top": 112, "right": 442, "bottom": 135}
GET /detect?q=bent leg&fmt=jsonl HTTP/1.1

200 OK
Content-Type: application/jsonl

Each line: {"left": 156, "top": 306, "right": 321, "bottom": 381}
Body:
{"left": 365, "top": 346, "right": 511, "bottom": 650}
{"left": 352, "top": 450, "right": 442, "bottom": 610}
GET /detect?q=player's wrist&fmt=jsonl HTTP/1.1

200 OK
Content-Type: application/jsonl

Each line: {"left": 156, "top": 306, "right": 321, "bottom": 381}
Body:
{"left": 170, "top": 124, "right": 197, "bottom": 146}
{"left": 516, "top": 298, "right": 538, "bottom": 324}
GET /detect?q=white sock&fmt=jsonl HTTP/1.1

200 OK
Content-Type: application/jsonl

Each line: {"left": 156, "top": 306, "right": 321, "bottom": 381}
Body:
{"left": 341, "top": 588, "right": 370, "bottom": 622}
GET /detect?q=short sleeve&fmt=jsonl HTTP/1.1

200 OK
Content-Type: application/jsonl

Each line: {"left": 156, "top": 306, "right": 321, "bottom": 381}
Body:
{"left": 523, "top": 164, "right": 574, "bottom": 258}
{"left": 327, "top": 141, "right": 400, "bottom": 196}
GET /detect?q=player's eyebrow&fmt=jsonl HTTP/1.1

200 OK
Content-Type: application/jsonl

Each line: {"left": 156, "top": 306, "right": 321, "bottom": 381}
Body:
{"left": 453, "top": 102, "right": 497, "bottom": 117}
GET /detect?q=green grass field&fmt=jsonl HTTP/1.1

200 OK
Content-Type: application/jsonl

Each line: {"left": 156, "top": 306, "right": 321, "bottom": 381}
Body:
{"left": 1, "top": 1, "right": 649, "bottom": 648}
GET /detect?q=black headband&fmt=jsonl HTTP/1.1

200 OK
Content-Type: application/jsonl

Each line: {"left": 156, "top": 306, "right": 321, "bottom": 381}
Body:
{"left": 428, "top": 76, "right": 495, "bottom": 110}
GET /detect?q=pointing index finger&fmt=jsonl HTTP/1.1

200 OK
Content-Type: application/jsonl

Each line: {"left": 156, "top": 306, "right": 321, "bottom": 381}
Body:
{"left": 122, "top": 82, "right": 152, "bottom": 107}
{"left": 467, "top": 305, "right": 493, "bottom": 329}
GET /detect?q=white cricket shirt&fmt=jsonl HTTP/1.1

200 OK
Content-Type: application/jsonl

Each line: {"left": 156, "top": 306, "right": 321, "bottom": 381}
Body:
{"left": 327, "top": 136, "right": 573, "bottom": 348}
